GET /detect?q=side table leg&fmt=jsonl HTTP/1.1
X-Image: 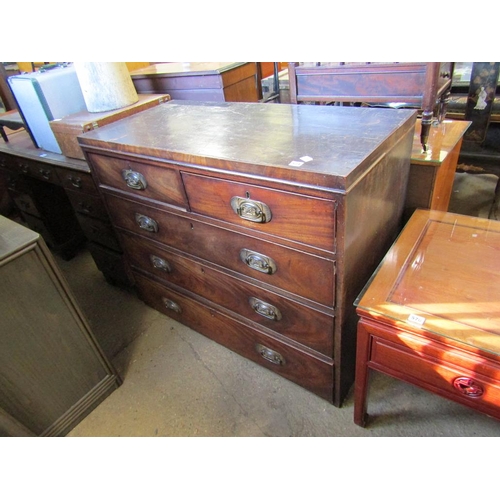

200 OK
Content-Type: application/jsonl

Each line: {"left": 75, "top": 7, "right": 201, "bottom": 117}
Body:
{"left": 354, "top": 321, "right": 371, "bottom": 427}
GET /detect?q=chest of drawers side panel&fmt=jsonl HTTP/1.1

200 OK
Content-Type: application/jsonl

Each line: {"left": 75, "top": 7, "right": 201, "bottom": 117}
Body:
{"left": 335, "top": 125, "right": 415, "bottom": 404}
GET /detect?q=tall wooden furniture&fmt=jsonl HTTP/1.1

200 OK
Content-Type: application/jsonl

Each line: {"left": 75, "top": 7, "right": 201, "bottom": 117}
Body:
{"left": 0, "top": 215, "right": 121, "bottom": 436}
{"left": 130, "top": 62, "right": 259, "bottom": 103}
{"left": 288, "top": 62, "right": 453, "bottom": 151}
{"left": 404, "top": 118, "right": 471, "bottom": 221}
{"left": 354, "top": 209, "right": 500, "bottom": 427}
{"left": 79, "top": 100, "right": 416, "bottom": 406}
{"left": 0, "top": 130, "right": 130, "bottom": 284}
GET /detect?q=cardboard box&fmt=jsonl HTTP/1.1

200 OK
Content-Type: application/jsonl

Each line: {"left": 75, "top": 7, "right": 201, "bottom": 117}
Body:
{"left": 49, "top": 94, "right": 170, "bottom": 159}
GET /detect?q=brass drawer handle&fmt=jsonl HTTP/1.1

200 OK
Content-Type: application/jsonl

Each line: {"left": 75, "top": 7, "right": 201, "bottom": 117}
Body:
{"left": 77, "top": 202, "right": 93, "bottom": 214}
{"left": 38, "top": 168, "right": 51, "bottom": 180}
{"left": 150, "top": 255, "right": 172, "bottom": 273}
{"left": 135, "top": 213, "right": 158, "bottom": 233}
{"left": 19, "top": 162, "right": 30, "bottom": 174}
{"left": 453, "top": 377, "right": 484, "bottom": 398}
{"left": 162, "top": 297, "right": 182, "bottom": 314}
{"left": 240, "top": 248, "right": 277, "bottom": 275}
{"left": 230, "top": 196, "right": 272, "bottom": 223}
{"left": 67, "top": 174, "right": 82, "bottom": 189}
{"left": 122, "top": 169, "right": 147, "bottom": 190}
{"left": 249, "top": 297, "right": 282, "bottom": 321}
{"left": 255, "top": 343, "right": 285, "bottom": 365}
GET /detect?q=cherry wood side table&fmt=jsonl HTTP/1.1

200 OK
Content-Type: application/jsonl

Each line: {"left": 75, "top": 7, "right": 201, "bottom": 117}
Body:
{"left": 354, "top": 209, "right": 500, "bottom": 427}
{"left": 404, "top": 119, "right": 471, "bottom": 222}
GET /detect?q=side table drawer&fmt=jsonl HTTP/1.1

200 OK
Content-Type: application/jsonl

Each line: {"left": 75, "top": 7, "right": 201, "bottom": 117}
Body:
{"left": 88, "top": 153, "right": 189, "bottom": 209}
{"left": 134, "top": 271, "right": 335, "bottom": 402}
{"left": 371, "top": 335, "right": 500, "bottom": 413}
{"left": 122, "top": 232, "right": 334, "bottom": 356}
{"left": 105, "top": 193, "right": 335, "bottom": 306}
{"left": 182, "top": 172, "right": 336, "bottom": 252}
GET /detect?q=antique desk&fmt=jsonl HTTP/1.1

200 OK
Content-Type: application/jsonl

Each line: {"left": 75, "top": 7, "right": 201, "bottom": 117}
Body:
{"left": 0, "top": 130, "right": 129, "bottom": 285}
{"left": 79, "top": 100, "right": 416, "bottom": 406}
{"left": 404, "top": 119, "right": 471, "bottom": 221}
{"left": 354, "top": 209, "right": 500, "bottom": 426}
{"left": 130, "top": 62, "right": 259, "bottom": 103}
{"left": 0, "top": 216, "right": 120, "bottom": 436}
{"left": 288, "top": 62, "right": 453, "bottom": 151}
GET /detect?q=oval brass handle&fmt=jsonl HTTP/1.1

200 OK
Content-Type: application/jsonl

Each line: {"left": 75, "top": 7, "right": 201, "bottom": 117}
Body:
{"left": 150, "top": 255, "right": 172, "bottom": 273}
{"left": 240, "top": 248, "right": 277, "bottom": 275}
{"left": 453, "top": 377, "right": 484, "bottom": 398}
{"left": 122, "top": 169, "right": 147, "bottom": 190}
{"left": 67, "top": 175, "right": 82, "bottom": 189}
{"left": 135, "top": 213, "right": 158, "bottom": 233}
{"left": 162, "top": 297, "right": 182, "bottom": 314}
{"left": 249, "top": 297, "right": 282, "bottom": 321}
{"left": 19, "top": 163, "right": 30, "bottom": 174}
{"left": 230, "top": 196, "right": 272, "bottom": 223}
{"left": 255, "top": 343, "right": 285, "bottom": 365}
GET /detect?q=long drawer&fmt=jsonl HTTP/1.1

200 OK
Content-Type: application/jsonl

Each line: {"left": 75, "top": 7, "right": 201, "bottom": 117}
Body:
{"left": 88, "top": 153, "right": 189, "bottom": 209}
{"left": 121, "top": 231, "right": 334, "bottom": 356}
{"left": 182, "top": 172, "right": 336, "bottom": 252}
{"left": 104, "top": 193, "right": 335, "bottom": 306}
{"left": 133, "top": 271, "right": 335, "bottom": 401}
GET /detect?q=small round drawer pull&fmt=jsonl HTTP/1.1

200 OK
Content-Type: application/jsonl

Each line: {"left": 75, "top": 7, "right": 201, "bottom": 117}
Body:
{"left": 162, "top": 297, "right": 182, "bottom": 314}
{"left": 249, "top": 297, "right": 282, "bottom": 321}
{"left": 135, "top": 213, "right": 158, "bottom": 233}
{"left": 122, "top": 169, "right": 147, "bottom": 190}
{"left": 453, "top": 377, "right": 484, "bottom": 398}
{"left": 150, "top": 255, "right": 172, "bottom": 273}
{"left": 240, "top": 248, "right": 277, "bottom": 275}
{"left": 255, "top": 343, "right": 285, "bottom": 365}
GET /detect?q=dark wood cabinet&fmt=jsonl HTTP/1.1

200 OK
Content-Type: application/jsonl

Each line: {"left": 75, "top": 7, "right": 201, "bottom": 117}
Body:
{"left": 130, "top": 62, "right": 259, "bottom": 103}
{"left": 79, "top": 100, "right": 416, "bottom": 406}
{"left": 0, "top": 216, "right": 120, "bottom": 436}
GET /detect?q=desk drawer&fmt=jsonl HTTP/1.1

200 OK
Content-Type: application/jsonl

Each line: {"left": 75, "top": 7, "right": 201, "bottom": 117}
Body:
{"left": 134, "top": 271, "right": 334, "bottom": 401}
{"left": 66, "top": 190, "right": 109, "bottom": 220}
{"left": 105, "top": 193, "right": 335, "bottom": 306}
{"left": 88, "top": 153, "right": 188, "bottom": 209}
{"left": 370, "top": 333, "right": 500, "bottom": 414}
{"left": 56, "top": 168, "right": 99, "bottom": 195}
{"left": 16, "top": 158, "right": 61, "bottom": 185}
{"left": 182, "top": 173, "right": 336, "bottom": 252}
{"left": 122, "top": 232, "right": 334, "bottom": 356}
{"left": 76, "top": 213, "right": 121, "bottom": 251}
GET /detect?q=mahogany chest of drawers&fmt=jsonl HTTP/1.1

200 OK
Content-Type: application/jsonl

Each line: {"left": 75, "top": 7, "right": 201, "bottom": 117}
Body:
{"left": 79, "top": 101, "right": 416, "bottom": 406}
{"left": 354, "top": 210, "right": 500, "bottom": 425}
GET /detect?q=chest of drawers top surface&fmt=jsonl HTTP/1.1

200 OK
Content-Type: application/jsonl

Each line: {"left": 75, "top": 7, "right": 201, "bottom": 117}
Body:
{"left": 356, "top": 209, "right": 500, "bottom": 355}
{"left": 78, "top": 101, "right": 416, "bottom": 190}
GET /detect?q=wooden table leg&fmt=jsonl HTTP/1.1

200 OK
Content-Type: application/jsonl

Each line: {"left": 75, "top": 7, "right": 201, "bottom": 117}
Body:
{"left": 354, "top": 320, "right": 371, "bottom": 427}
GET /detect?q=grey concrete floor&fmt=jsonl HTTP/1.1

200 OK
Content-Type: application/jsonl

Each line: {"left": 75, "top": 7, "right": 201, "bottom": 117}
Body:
{"left": 58, "top": 172, "right": 500, "bottom": 438}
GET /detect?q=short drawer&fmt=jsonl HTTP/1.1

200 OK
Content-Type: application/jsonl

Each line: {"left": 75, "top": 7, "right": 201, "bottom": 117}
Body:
{"left": 133, "top": 271, "right": 335, "bottom": 402}
{"left": 66, "top": 190, "right": 109, "bottom": 220}
{"left": 182, "top": 173, "right": 336, "bottom": 252}
{"left": 16, "top": 158, "right": 61, "bottom": 185}
{"left": 0, "top": 152, "right": 18, "bottom": 171}
{"left": 87, "top": 153, "right": 188, "bottom": 209}
{"left": 55, "top": 168, "right": 99, "bottom": 195}
{"left": 121, "top": 232, "right": 334, "bottom": 356}
{"left": 370, "top": 334, "right": 500, "bottom": 414}
{"left": 105, "top": 193, "right": 335, "bottom": 306}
